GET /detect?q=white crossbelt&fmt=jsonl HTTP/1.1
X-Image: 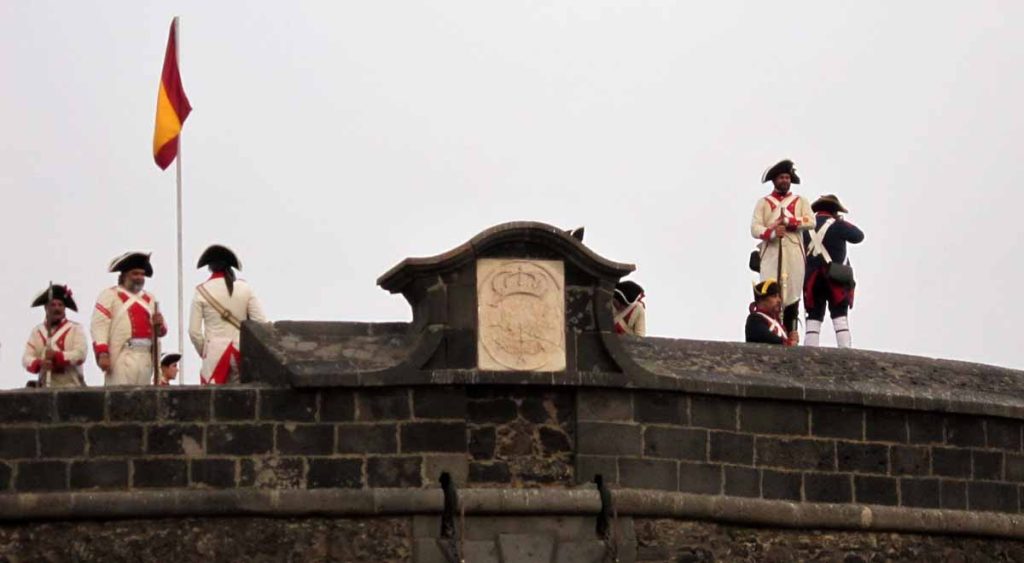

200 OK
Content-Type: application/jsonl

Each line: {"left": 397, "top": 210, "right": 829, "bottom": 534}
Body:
{"left": 806, "top": 218, "right": 836, "bottom": 263}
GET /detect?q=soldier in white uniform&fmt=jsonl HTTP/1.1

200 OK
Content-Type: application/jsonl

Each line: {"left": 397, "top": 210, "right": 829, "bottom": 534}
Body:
{"left": 91, "top": 252, "right": 167, "bottom": 386}
{"left": 189, "top": 245, "right": 267, "bottom": 385}
{"left": 750, "top": 159, "right": 814, "bottom": 342}
{"left": 23, "top": 284, "right": 87, "bottom": 387}
{"left": 613, "top": 280, "right": 646, "bottom": 337}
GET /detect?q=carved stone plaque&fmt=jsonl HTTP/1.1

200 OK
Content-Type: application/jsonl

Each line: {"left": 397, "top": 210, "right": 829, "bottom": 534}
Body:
{"left": 477, "top": 258, "right": 566, "bottom": 372}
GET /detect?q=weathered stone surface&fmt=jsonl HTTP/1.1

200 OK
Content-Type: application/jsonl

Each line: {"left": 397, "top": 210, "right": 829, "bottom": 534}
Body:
{"left": 477, "top": 258, "right": 566, "bottom": 372}
{"left": 633, "top": 519, "right": 1024, "bottom": 563}
{"left": 0, "top": 517, "right": 412, "bottom": 562}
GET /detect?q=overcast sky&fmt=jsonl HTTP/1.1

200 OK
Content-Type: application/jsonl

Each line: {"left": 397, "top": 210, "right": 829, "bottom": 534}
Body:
{"left": 1, "top": 1, "right": 1022, "bottom": 388}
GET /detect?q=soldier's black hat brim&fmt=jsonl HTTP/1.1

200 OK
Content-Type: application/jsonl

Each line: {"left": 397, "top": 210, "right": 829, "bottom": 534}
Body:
{"left": 109, "top": 252, "right": 153, "bottom": 277}
{"left": 811, "top": 194, "right": 848, "bottom": 214}
{"left": 761, "top": 160, "right": 800, "bottom": 185}
{"left": 197, "top": 244, "right": 242, "bottom": 270}
{"left": 31, "top": 284, "right": 78, "bottom": 312}
{"left": 160, "top": 353, "right": 181, "bottom": 367}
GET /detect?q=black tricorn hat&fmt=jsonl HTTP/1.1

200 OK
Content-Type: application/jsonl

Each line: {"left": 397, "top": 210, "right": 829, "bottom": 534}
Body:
{"left": 753, "top": 279, "right": 781, "bottom": 300}
{"left": 197, "top": 244, "right": 242, "bottom": 270}
{"left": 614, "top": 280, "right": 645, "bottom": 305}
{"left": 108, "top": 251, "right": 153, "bottom": 277}
{"left": 761, "top": 159, "right": 800, "bottom": 185}
{"left": 811, "top": 194, "right": 848, "bottom": 214}
{"left": 160, "top": 353, "right": 181, "bottom": 367}
{"left": 31, "top": 284, "right": 77, "bottom": 312}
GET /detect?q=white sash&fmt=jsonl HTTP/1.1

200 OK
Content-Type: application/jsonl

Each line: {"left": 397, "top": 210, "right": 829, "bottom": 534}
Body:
{"left": 755, "top": 311, "right": 788, "bottom": 338}
{"left": 806, "top": 218, "right": 836, "bottom": 263}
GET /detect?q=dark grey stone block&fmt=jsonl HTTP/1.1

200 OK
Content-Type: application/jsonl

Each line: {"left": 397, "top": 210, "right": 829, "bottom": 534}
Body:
{"left": 56, "top": 391, "right": 104, "bottom": 422}
{"left": 70, "top": 460, "right": 127, "bottom": 490}
{"left": 320, "top": 389, "right": 356, "bottom": 422}
{"left": 900, "top": 478, "right": 940, "bottom": 508}
{"left": 147, "top": 424, "right": 203, "bottom": 456}
{"left": 469, "top": 461, "right": 511, "bottom": 484}
{"left": 259, "top": 389, "right": 317, "bottom": 422}
{"left": 576, "top": 333, "right": 618, "bottom": 373}
{"left": 945, "top": 416, "right": 985, "bottom": 448}
{"left": 691, "top": 396, "right": 737, "bottom": 430}
{"left": 804, "top": 473, "right": 851, "bottom": 503}
{"left": 15, "top": 461, "right": 66, "bottom": 491}
{"left": 972, "top": 450, "right": 1004, "bottom": 481}
{"left": 207, "top": 424, "right": 273, "bottom": 455}
{"left": 837, "top": 442, "right": 888, "bottom": 474}
{"left": 576, "top": 455, "right": 617, "bottom": 485}
{"left": 308, "top": 458, "right": 363, "bottom": 489}
{"left": 519, "top": 392, "right": 571, "bottom": 425}
{"left": 969, "top": 481, "right": 1019, "bottom": 513}
{"left": 811, "top": 406, "right": 863, "bottom": 439}
{"left": 1007, "top": 454, "right": 1024, "bottom": 482}
{"left": 213, "top": 389, "right": 257, "bottom": 421}
{"left": 644, "top": 427, "right": 705, "bottom": 461}
{"left": 678, "top": 462, "right": 721, "bottom": 494}
{"left": 854, "top": 475, "right": 898, "bottom": 506}
{"left": 468, "top": 427, "right": 495, "bottom": 460}
{"left": 159, "top": 389, "right": 212, "bottom": 421}
{"left": 107, "top": 390, "right": 157, "bottom": 422}
{"left": 906, "top": 412, "right": 942, "bottom": 444}
{"left": 987, "top": 418, "right": 1022, "bottom": 451}
{"left": 276, "top": 424, "right": 334, "bottom": 455}
{"left": 634, "top": 391, "right": 684, "bottom": 425}
{"left": 357, "top": 389, "right": 411, "bottom": 421}
{"left": 577, "top": 422, "right": 641, "bottom": 456}
{"left": 866, "top": 410, "right": 908, "bottom": 443}
{"left": 413, "top": 387, "right": 466, "bottom": 419}
{"left": 576, "top": 389, "right": 632, "bottom": 422}
{"left": 401, "top": 422, "right": 466, "bottom": 453}
{"left": 133, "top": 459, "right": 188, "bottom": 488}
{"left": 190, "top": 458, "right": 236, "bottom": 488}
{"left": 538, "top": 427, "right": 571, "bottom": 454}
{"left": 39, "top": 426, "right": 84, "bottom": 458}
{"left": 710, "top": 432, "right": 753, "bottom": 465}
{"left": 0, "top": 428, "right": 37, "bottom": 460}
{"left": 337, "top": 423, "right": 398, "bottom": 454}
{"left": 890, "top": 446, "right": 930, "bottom": 476}
{"left": 239, "top": 457, "right": 304, "bottom": 489}
{"left": 940, "top": 479, "right": 967, "bottom": 509}
{"left": 723, "top": 466, "right": 759, "bottom": 498}
{"left": 88, "top": 425, "right": 143, "bottom": 456}
{"left": 755, "top": 437, "right": 834, "bottom": 471}
{"left": 368, "top": 456, "right": 422, "bottom": 487}
{"left": 467, "top": 398, "right": 517, "bottom": 424}
{"left": 740, "top": 400, "right": 807, "bottom": 436}
{"left": 620, "top": 458, "right": 677, "bottom": 491}
{"left": 932, "top": 447, "right": 971, "bottom": 478}
{"left": 762, "top": 470, "right": 801, "bottom": 500}
{"left": 0, "top": 394, "right": 52, "bottom": 423}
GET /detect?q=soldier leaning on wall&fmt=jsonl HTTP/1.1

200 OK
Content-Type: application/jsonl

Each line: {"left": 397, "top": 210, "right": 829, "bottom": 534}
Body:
{"left": 613, "top": 281, "right": 646, "bottom": 336}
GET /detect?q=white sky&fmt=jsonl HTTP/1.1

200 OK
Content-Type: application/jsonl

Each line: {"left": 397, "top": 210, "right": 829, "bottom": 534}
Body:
{"left": 2, "top": 1, "right": 1022, "bottom": 388}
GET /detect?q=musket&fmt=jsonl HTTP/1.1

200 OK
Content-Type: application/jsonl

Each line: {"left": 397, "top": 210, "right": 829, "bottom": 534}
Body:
{"left": 38, "top": 282, "right": 54, "bottom": 388}
{"left": 152, "top": 301, "right": 162, "bottom": 386}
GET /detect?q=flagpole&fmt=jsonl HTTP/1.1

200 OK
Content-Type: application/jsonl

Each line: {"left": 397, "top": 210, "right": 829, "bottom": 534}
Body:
{"left": 174, "top": 15, "right": 186, "bottom": 385}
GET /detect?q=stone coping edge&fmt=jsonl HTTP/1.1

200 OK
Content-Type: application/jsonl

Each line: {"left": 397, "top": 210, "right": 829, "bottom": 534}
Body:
{"left": 2, "top": 488, "right": 1024, "bottom": 540}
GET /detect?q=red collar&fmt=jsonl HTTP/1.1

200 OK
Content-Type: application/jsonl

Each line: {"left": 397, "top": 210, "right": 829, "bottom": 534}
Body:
{"left": 769, "top": 190, "right": 792, "bottom": 201}
{"left": 815, "top": 211, "right": 834, "bottom": 218}
{"left": 47, "top": 318, "right": 67, "bottom": 331}
{"left": 208, "top": 272, "right": 226, "bottom": 280}
{"left": 754, "top": 305, "right": 781, "bottom": 320}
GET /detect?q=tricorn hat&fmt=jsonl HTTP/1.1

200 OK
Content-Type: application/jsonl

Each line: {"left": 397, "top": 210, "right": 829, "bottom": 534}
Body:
{"left": 108, "top": 251, "right": 153, "bottom": 277}
{"left": 160, "top": 353, "right": 181, "bottom": 367}
{"left": 761, "top": 159, "right": 800, "bottom": 185}
{"left": 753, "top": 279, "right": 781, "bottom": 300}
{"left": 31, "top": 284, "right": 77, "bottom": 312}
{"left": 614, "top": 280, "right": 645, "bottom": 305}
{"left": 197, "top": 244, "right": 242, "bottom": 270}
{"left": 811, "top": 194, "right": 848, "bottom": 214}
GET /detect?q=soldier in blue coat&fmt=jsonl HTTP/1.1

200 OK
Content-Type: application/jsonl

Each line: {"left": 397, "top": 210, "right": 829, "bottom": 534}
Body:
{"left": 802, "top": 195, "right": 864, "bottom": 348}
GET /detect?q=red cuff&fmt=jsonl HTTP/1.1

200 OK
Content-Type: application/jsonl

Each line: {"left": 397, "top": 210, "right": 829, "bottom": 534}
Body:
{"left": 28, "top": 359, "right": 41, "bottom": 374}
{"left": 94, "top": 343, "right": 109, "bottom": 358}
{"left": 759, "top": 228, "right": 774, "bottom": 241}
{"left": 53, "top": 352, "right": 67, "bottom": 370}
{"left": 786, "top": 217, "right": 799, "bottom": 230}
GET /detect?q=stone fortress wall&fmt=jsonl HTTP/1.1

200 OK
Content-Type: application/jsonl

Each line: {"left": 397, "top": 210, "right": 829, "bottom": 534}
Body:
{"left": 2, "top": 222, "right": 1024, "bottom": 562}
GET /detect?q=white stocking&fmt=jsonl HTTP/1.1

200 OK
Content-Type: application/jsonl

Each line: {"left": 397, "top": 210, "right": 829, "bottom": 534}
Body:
{"left": 805, "top": 319, "right": 822, "bottom": 347}
{"left": 833, "top": 316, "right": 852, "bottom": 348}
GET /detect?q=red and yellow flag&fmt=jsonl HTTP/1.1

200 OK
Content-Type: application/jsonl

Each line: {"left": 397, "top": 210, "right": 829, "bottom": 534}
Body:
{"left": 153, "top": 18, "right": 192, "bottom": 170}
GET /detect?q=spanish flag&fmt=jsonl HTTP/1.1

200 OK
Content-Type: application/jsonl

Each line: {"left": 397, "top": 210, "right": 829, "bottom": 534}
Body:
{"left": 153, "top": 18, "right": 192, "bottom": 170}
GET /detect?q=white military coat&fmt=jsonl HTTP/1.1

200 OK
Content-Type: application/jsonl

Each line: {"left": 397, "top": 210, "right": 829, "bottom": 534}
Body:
{"left": 189, "top": 274, "right": 266, "bottom": 384}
